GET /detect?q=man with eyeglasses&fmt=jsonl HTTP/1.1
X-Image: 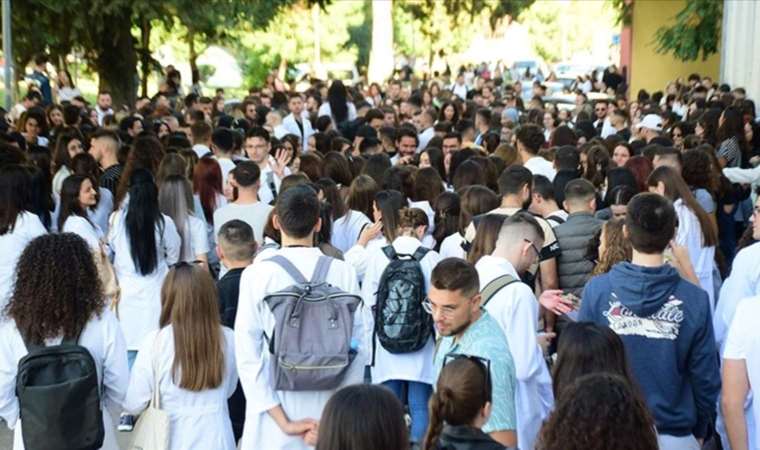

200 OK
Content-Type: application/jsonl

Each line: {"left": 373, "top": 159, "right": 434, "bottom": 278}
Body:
{"left": 593, "top": 99, "right": 609, "bottom": 136}
{"left": 428, "top": 258, "right": 518, "bottom": 448}
{"left": 244, "top": 126, "right": 290, "bottom": 205}
{"left": 474, "top": 212, "right": 569, "bottom": 450}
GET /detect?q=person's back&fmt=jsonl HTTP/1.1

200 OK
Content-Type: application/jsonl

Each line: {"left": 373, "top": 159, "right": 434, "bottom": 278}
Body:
{"left": 125, "top": 265, "right": 237, "bottom": 450}
{"left": 579, "top": 193, "right": 720, "bottom": 448}
{"left": 554, "top": 179, "right": 603, "bottom": 297}
{"left": 234, "top": 185, "right": 365, "bottom": 450}
{"left": 0, "top": 233, "right": 128, "bottom": 450}
{"left": 213, "top": 161, "right": 272, "bottom": 245}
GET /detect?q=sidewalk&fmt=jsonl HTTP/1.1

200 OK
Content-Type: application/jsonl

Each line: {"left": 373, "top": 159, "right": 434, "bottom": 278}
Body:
{"left": 0, "top": 421, "right": 132, "bottom": 449}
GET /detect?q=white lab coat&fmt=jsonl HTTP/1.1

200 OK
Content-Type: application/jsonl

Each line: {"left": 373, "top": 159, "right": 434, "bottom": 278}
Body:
{"left": 235, "top": 247, "right": 366, "bottom": 450}
{"left": 343, "top": 236, "right": 387, "bottom": 282}
{"left": 476, "top": 255, "right": 553, "bottom": 450}
{"left": 361, "top": 236, "right": 441, "bottom": 385}
{"left": 439, "top": 232, "right": 466, "bottom": 260}
{"left": 0, "top": 212, "right": 47, "bottom": 312}
{"left": 714, "top": 242, "right": 760, "bottom": 350}
{"left": 108, "top": 211, "right": 181, "bottom": 350}
{"left": 331, "top": 210, "right": 371, "bottom": 254}
{"left": 125, "top": 326, "right": 238, "bottom": 450}
{"left": 258, "top": 158, "right": 291, "bottom": 206}
{"left": 674, "top": 200, "right": 716, "bottom": 311}
{"left": 277, "top": 113, "right": 314, "bottom": 153}
{"left": 0, "top": 307, "right": 128, "bottom": 450}
{"left": 62, "top": 215, "right": 103, "bottom": 251}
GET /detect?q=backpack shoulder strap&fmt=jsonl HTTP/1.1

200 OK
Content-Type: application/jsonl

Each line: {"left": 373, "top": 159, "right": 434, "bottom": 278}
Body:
{"left": 480, "top": 274, "right": 519, "bottom": 307}
{"left": 547, "top": 214, "right": 565, "bottom": 225}
{"left": 266, "top": 170, "right": 277, "bottom": 198}
{"left": 266, "top": 255, "right": 307, "bottom": 284}
{"left": 311, "top": 255, "right": 332, "bottom": 284}
{"left": 411, "top": 247, "right": 430, "bottom": 262}
{"left": 382, "top": 245, "right": 398, "bottom": 260}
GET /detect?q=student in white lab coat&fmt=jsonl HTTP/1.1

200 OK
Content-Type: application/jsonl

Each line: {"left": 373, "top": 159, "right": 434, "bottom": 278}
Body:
{"left": 277, "top": 93, "right": 314, "bottom": 153}
{"left": 361, "top": 207, "right": 441, "bottom": 445}
{"left": 648, "top": 167, "right": 718, "bottom": 310}
{"left": 235, "top": 185, "right": 366, "bottom": 450}
{"left": 0, "top": 165, "right": 47, "bottom": 311}
{"left": 343, "top": 189, "right": 403, "bottom": 280}
{"left": 319, "top": 178, "right": 372, "bottom": 254}
{"left": 125, "top": 263, "right": 238, "bottom": 450}
{"left": 244, "top": 126, "right": 291, "bottom": 205}
{"left": 474, "top": 212, "right": 557, "bottom": 450}
{"left": 0, "top": 233, "right": 128, "bottom": 450}
{"left": 159, "top": 175, "right": 210, "bottom": 265}
{"left": 109, "top": 169, "right": 181, "bottom": 357}
{"left": 59, "top": 175, "right": 103, "bottom": 251}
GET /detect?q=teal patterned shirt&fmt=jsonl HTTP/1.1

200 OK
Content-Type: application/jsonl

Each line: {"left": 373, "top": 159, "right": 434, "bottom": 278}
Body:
{"left": 433, "top": 310, "right": 517, "bottom": 433}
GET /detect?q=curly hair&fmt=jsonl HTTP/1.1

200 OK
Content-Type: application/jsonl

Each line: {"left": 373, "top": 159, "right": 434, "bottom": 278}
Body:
{"left": 592, "top": 219, "right": 632, "bottom": 275}
{"left": 537, "top": 373, "right": 658, "bottom": 450}
{"left": 5, "top": 233, "right": 105, "bottom": 344}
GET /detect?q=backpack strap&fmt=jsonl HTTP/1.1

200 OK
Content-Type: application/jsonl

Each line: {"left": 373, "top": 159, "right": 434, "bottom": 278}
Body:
{"left": 382, "top": 245, "right": 398, "bottom": 260}
{"left": 266, "top": 255, "right": 307, "bottom": 284}
{"left": 547, "top": 214, "right": 565, "bottom": 225}
{"left": 411, "top": 247, "right": 430, "bottom": 262}
{"left": 480, "top": 274, "right": 519, "bottom": 307}
{"left": 311, "top": 255, "right": 333, "bottom": 284}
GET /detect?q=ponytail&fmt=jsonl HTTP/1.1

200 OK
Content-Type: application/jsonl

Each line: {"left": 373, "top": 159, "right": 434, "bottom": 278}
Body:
{"left": 423, "top": 388, "right": 449, "bottom": 450}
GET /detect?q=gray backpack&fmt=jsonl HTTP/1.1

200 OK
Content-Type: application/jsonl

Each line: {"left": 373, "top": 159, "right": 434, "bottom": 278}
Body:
{"left": 263, "top": 255, "right": 362, "bottom": 391}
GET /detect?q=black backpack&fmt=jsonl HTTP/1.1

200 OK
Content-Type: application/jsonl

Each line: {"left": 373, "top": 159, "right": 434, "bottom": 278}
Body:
{"left": 373, "top": 246, "right": 432, "bottom": 357}
{"left": 16, "top": 331, "right": 104, "bottom": 450}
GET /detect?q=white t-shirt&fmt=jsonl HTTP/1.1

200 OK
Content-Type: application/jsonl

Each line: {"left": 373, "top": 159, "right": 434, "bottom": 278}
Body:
{"left": 213, "top": 201, "right": 273, "bottom": 245}
{"left": 182, "top": 214, "right": 210, "bottom": 262}
{"left": 723, "top": 296, "right": 760, "bottom": 450}
{"left": 523, "top": 156, "right": 557, "bottom": 181}
{"left": 62, "top": 215, "right": 103, "bottom": 252}
{"left": 715, "top": 242, "right": 760, "bottom": 350}
{"left": 331, "top": 210, "right": 372, "bottom": 254}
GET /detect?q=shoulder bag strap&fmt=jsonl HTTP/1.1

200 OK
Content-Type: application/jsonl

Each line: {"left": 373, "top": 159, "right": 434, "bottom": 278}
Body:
{"left": 266, "top": 255, "right": 308, "bottom": 284}
{"left": 311, "top": 255, "right": 333, "bottom": 284}
{"left": 480, "top": 274, "right": 519, "bottom": 307}
{"left": 266, "top": 171, "right": 277, "bottom": 199}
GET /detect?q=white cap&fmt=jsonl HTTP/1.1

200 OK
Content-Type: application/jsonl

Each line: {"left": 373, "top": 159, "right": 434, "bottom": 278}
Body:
{"left": 636, "top": 114, "right": 663, "bottom": 131}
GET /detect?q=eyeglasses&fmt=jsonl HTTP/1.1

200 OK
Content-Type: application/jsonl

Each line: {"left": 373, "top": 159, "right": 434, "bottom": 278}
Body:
{"left": 443, "top": 353, "right": 492, "bottom": 402}
{"left": 423, "top": 297, "right": 465, "bottom": 318}
{"left": 524, "top": 239, "right": 540, "bottom": 258}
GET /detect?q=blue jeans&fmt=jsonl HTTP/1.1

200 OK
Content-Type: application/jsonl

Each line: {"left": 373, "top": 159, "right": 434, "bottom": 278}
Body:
{"left": 382, "top": 380, "right": 432, "bottom": 443}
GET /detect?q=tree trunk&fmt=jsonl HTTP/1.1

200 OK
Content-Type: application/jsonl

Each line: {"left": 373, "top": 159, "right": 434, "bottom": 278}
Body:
{"left": 140, "top": 16, "right": 151, "bottom": 98}
{"left": 94, "top": 11, "right": 137, "bottom": 109}
{"left": 368, "top": 0, "right": 393, "bottom": 84}
{"left": 188, "top": 31, "right": 198, "bottom": 81}
{"left": 312, "top": 4, "right": 324, "bottom": 79}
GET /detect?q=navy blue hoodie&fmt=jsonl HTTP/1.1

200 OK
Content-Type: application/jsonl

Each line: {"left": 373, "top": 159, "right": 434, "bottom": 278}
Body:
{"left": 579, "top": 262, "right": 720, "bottom": 439}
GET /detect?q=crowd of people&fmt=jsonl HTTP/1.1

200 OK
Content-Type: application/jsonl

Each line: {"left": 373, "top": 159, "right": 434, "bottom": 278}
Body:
{"left": 1, "top": 55, "right": 760, "bottom": 450}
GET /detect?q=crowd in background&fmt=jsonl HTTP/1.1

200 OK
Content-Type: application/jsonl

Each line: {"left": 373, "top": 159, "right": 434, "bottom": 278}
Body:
{"left": 1, "top": 52, "right": 760, "bottom": 450}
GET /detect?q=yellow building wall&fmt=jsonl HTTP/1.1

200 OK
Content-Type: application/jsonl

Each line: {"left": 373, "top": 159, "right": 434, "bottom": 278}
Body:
{"left": 629, "top": 0, "right": 721, "bottom": 96}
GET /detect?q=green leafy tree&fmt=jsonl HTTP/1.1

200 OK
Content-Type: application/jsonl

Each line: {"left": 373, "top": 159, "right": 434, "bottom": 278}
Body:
{"left": 654, "top": 0, "right": 721, "bottom": 61}
{"left": 3, "top": 0, "right": 311, "bottom": 107}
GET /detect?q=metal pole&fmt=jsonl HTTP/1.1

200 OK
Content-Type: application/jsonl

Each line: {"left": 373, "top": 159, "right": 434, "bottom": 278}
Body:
{"left": 2, "top": 0, "right": 11, "bottom": 110}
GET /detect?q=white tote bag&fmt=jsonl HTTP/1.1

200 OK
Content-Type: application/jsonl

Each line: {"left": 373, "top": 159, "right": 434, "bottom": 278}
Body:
{"left": 129, "top": 337, "right": 170, "bottom": 450}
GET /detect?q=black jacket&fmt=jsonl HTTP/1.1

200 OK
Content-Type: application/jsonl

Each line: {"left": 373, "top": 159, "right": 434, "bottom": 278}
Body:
{"left": 217, "top": 268, "right": 244, "bottom": 328}
{"left": 437, "top": 425, "right": 509, "bottom": 450}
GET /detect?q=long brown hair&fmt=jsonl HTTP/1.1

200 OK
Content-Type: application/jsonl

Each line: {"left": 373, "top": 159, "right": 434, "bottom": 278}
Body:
{"left": 458, "top": 185, "right": 500, "bottom": 235}
{"left": 347, "top": 174, "right": 378, "bottom": 220}
{"left": 466, "top": 213, "right": 507, "bottom": 265}
{"left": 592, "top": 219, "right": 632, "bottom": 275}
{"left": 159, "top": 264, "right": 225, "bottom": 391}
{"left": 647, "top": 166, "right": 718, "bottom": 247}
{"left": 423, "top": 357, "right": 491, "bottom": 450}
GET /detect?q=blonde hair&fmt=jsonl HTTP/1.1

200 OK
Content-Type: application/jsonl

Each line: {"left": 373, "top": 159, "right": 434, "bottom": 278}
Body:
{"left": 592, "top": 219, "right": 632, "bottom": 276}
{"left": 159, "top": 264, "right": 225, "bottom": 391}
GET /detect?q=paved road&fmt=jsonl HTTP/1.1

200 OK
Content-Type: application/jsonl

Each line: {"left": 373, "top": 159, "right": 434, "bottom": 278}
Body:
{"left": 0, "top": 421, "right": 132, "bottom": 449}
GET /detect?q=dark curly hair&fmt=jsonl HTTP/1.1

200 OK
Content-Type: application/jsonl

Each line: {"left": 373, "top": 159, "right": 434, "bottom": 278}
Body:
{"left": 537, "top": 373, "right": 658, "bottom": 450}
{"left": 4, "top": 233, "right": 105, "bottom": 344}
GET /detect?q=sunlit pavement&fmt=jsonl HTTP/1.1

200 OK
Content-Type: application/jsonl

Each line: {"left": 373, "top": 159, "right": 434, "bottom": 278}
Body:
{"left": 0, "top": 421, "right": 132, "bottom": 450}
